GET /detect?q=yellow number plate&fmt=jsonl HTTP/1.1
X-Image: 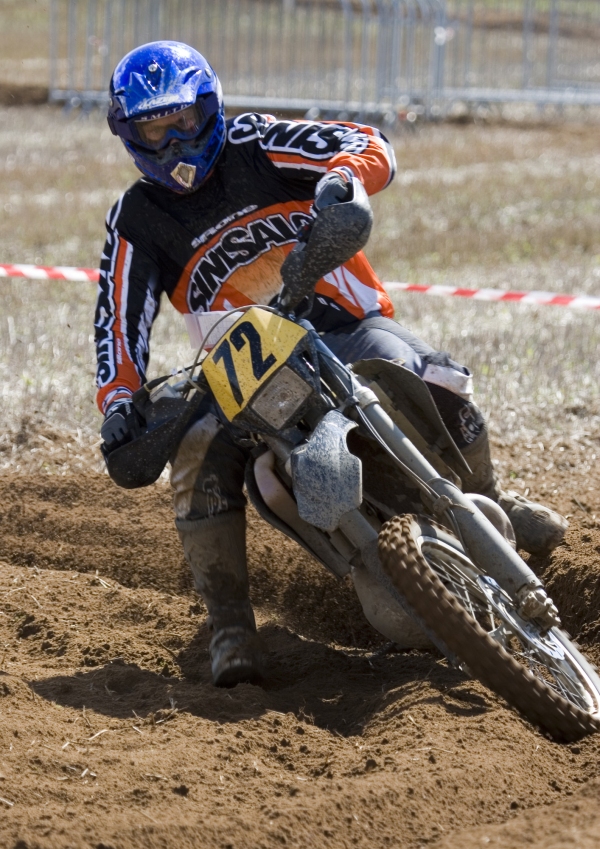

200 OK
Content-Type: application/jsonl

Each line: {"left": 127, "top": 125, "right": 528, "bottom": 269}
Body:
{"left": 203, "top": 308, "right": 308, "bottom": 421}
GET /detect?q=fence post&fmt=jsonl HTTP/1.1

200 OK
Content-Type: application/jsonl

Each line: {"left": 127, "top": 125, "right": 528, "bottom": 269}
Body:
{"left": 522, "top": 0, "right": 535, "bottom": 90}
{"left": 404, "top": 0, "right": 416, "bottom": 105}
{"left": 462, "top": 0, "right": 474, "bottom": 91}
{"left": 339, "top": 0, "right": 354, "bottom": 111}
{"left": 374, "top": 0, "right": 390, "bottom": 112}
{"left": 101, "top": 0, "right": 113, "bottom": 91}
{"left": 66, "top": 0, "right": 77, "bottom": 98}
{"left": 83, "top": 0, "right": 97, "bottom": 94}
{"left": 358, "top": 0, "right": 372, "bottom": 119}
{"left": 389, "top": 0, "right": 403, "bottom": 112}
{"left": 546, "top": 0, "right": 559, "bottom": 90}
{"left": 49, "top": 0, "right": 59, "bottom": 95}
{"left": 430, "top": 0, "right": 447, "bottom": 112}
{"left": 150, "top": 0, "right": 162, "bottom": 41}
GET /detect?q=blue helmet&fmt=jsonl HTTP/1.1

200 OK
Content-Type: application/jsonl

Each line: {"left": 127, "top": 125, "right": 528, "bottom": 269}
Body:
{"left": 107, "top": 41, "right": 226, "bottom": 193}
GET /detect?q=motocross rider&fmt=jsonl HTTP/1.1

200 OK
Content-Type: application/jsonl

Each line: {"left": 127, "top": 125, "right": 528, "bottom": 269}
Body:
{"left": 96, "top": 41, "right": 568, "bottom": 687}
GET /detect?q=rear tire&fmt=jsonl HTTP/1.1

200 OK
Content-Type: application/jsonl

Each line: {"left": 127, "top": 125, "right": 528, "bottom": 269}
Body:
{"left": 378, "top": 514, "right": 600, "bottom": 742}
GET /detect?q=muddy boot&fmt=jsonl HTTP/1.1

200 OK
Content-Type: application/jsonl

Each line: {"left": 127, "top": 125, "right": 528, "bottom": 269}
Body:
{"left": 460, "top": 425, "right": 568, "bottom": 556}
{"left": 176, "top": 511, "right": 264, "bottom": 687}
{"left": 496, "top": 491, "right": 568, "bottom": 557}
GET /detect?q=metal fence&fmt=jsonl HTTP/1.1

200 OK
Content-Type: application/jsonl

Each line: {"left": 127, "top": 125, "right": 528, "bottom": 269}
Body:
{"left": 48, "top": 0, "right": 600, "bottom": 117}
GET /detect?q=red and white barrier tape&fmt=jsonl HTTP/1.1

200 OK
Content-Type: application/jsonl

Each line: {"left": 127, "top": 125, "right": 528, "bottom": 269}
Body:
{"left": 385, "top": 281, "right": 600, "bottom": 310}
{"left": 0, "top": 263, "right": 99, "bottom": 282}
{"left": 2, "top": 263, "right": 600, "bottom": 310}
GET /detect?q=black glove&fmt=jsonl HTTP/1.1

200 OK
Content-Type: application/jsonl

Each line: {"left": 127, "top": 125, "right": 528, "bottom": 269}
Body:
{"left": 279, "top": 174, "right": 373, "bottom": 313}
{"left": 291, "top": 173, "right": 351, "bottom": 244}
{"left": 313, "top": 171, "right": 351, "bottom": 213}
{"left": 100, "top": 400, "right": 143, "bottom": 452}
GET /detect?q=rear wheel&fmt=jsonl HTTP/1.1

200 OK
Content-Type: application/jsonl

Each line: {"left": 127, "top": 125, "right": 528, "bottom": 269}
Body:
{"left": 378, "top": 514, "right": 600, "bottom": 742}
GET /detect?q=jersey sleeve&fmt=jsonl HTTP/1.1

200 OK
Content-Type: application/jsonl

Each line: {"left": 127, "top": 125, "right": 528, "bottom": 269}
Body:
{"left": 257, "top": 116, "right": 396, "bottom": 195}
{"left": 94, "top": 196, "right": 161, "bottom": 414}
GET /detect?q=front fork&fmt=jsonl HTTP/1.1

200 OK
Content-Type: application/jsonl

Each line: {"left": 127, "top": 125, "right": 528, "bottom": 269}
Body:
{"left": 347, "top": 381, "right": 559, "bottom": 628}
{"left": 263, "top": 348, "right": 558, "bottom": 629}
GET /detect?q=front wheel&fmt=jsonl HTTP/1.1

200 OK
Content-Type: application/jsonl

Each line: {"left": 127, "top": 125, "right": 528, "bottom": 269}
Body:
{"left": 378, "top": 514, "right": 600, "bottom": 742}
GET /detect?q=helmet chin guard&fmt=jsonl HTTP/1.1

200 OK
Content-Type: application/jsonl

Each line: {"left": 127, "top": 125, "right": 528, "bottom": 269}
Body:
{"left": 171, "top": 162, "right": 197, "bottom": 189}
{"left": 108, "top": 41, "right": 226, "bottom": 193}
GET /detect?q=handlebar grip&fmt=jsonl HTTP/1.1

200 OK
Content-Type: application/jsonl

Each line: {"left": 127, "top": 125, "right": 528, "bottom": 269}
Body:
{"left": 279, "top": 177, "right": 373, "bottom": 313}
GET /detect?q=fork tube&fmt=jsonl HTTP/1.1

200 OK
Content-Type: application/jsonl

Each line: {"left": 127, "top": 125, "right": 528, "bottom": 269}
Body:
{"left": 354, "top": 384, "right": 543, "bottom": 599}
{"left": 353, "top": 384, "right": 441, "bottom": 481}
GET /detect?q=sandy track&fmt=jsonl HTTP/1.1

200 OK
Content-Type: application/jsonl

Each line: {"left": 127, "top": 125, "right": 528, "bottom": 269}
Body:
{"left": 0, "top": 470, "right": 599, "bottom": 848}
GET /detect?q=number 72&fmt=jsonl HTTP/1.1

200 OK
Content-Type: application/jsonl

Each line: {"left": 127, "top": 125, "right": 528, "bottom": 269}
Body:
{"left": 212, "top": 321, "right": 277, "bottom": 406}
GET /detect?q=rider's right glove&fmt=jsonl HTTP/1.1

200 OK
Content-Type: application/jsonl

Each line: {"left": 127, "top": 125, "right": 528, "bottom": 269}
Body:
{"left": 292, "top": 173, "right": 352, "bottom": 244}
{"left": 279, "top": 169, "right": 372, "bottom": 313}
{"left": 100, "top": 399, "right": 143, "bottom": 452}
{"left": 313, "top": 171, "right": 352, "bottom": 213}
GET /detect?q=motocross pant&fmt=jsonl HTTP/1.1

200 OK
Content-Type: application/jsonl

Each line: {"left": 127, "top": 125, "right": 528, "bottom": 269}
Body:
{"left": 170, "top": 315, "right": 486, "bottom": 521}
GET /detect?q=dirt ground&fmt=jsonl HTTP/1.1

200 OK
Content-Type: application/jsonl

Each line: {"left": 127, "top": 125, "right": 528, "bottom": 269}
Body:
{"left": 0, "top": 435, "right": 599, "bottom": 849}
{"left": 1, "top": 89, "right": 600, "bottom": 847}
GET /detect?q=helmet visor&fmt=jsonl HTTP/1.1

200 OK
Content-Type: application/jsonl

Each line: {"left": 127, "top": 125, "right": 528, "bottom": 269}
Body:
{"left": 134, "top": 102, "right": 208, "bottom": 151}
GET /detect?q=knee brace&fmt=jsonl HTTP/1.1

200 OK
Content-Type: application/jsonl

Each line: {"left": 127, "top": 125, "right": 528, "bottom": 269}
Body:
{"left": 426, "top": 383, "right": 485, "bottom": 450}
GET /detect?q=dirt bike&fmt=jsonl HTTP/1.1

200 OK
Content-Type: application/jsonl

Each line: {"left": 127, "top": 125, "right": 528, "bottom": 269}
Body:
{"left": 106, "top": 179, "right": 600, "bottom": 742}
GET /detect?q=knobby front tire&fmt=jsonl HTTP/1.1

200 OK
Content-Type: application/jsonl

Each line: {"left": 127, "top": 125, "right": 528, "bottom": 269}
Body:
{"left": 378, "top": 514, "right": 600, "bottom": 742}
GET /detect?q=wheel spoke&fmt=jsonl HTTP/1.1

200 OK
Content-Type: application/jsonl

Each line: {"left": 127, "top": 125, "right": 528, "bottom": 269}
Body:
{"left": 420, "top": 537, "right": 597, "bottom": 715}
{"left": 510, "top": 647, "right": 589, "bottom": 708}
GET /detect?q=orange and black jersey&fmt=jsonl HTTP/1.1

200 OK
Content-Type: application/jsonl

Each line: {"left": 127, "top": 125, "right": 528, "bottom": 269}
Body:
{"left": 95, "top": 113, "right": 396, "bottom": 413}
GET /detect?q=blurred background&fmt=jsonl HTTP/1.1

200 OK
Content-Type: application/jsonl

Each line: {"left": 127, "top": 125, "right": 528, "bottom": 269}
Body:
{"left": 6, "top": 1, "right": 600, "bottom": 117}
{"left": 1, "top": 0, "right": 599, "bottom": 501}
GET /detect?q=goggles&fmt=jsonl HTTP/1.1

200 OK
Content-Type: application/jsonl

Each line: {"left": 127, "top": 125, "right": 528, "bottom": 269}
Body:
{"left": 112, "top": 91, "right": 221, "bottom": 151}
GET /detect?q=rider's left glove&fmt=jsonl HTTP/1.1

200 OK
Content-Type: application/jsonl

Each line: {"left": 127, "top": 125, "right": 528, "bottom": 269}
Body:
{"left": 100, "top": 400, "right": 143, "bottom": 452}
{"left": 313, "top": 171, "right": 352, "bottom": 213}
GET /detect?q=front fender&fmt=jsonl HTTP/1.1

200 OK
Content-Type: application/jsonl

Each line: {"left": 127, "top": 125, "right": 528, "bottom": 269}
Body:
{"left": 291, "top": 410, "right": 362, "bottom": 532}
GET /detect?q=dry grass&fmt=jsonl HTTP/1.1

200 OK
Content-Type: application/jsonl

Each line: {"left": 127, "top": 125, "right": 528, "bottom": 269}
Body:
{"left": 0, "top": 106, "right": 189, "bottom": 470}
{"left": 0, "top": 0, "right": 49, "bottom": 85}
{"left": 0, "top": 106, "right": 599, "bottom": 475}
{"left": 368, "top": 122, "right": 600, "bottom": 438}
{"left": 370, "top": 123, "right": 600, "bottom": 277}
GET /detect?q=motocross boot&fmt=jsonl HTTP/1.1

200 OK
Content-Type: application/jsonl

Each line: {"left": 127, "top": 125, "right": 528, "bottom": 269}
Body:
{"left": 176, "top": 510, "right": 264, "bottom": 687}
{"left": 460, "top": 424, "right": 568, "bottom": 556}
